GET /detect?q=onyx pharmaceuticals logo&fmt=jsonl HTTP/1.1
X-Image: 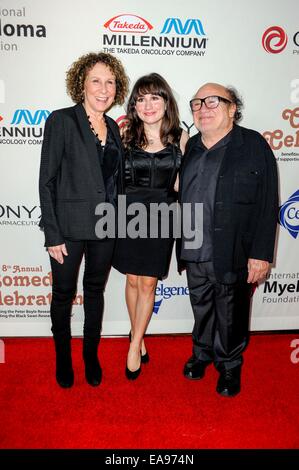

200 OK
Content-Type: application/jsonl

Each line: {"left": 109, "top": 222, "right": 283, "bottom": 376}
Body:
{"left": 279, "top": 190, "right": 299, "bottom": 239}
{"left": 102, "top": 13, "right": 208, "bottom": 57}
{"left": 0, "top": 109, "right": 50, "bottom": 145}
{"left": 0, "top": 204, "right": 41, "bottom": 227}
{"left": 0, "top": 6, "right": 46, "bottom": 52}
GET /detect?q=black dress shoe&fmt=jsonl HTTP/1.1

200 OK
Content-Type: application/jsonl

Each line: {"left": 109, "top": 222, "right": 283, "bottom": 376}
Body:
{"left": 183, "top": 355, "right": 210, "bottom": 380}
{"left": 216, "top": 366, "right": 241, "bottom": 397}
{"left": 125, "top": 365, "right": 141, "bottom": 380}
{"left": 141, "top": 351, "right": 149, "bottom": 364}
{"left": 129, "top": 331, "right": 149, "bottom": 364}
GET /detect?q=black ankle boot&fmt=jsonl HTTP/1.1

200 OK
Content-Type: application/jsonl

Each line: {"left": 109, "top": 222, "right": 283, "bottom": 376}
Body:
{"left": 83, "top": 337, "right": 102, "bottom": 386}
{"left": 53, "top": 336, "right": 74, "bottom": 388}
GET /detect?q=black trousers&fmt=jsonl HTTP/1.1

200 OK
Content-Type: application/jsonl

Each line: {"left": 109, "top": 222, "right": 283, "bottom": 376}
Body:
{"left": 186, "top": 261, "right": 252, "bottom": 370}
{"left": 50, "top": 238, "right": 115, "bottom": 340}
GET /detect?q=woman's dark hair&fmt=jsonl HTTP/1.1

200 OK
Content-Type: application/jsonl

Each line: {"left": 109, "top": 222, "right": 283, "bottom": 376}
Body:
{"left": 123, "top": 73, "right": 181, "bottom": 148}
{"left": 66, "top": 51, "right": 129, "bottom": 105}
{"left": 226, "top": 86, "right": 244, "bottom": 123}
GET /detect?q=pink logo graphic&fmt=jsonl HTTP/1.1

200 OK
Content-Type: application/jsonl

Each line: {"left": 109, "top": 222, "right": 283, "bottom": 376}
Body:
{"left": 115, "top": 114, "right": 128, "bottom": 130}
{"left": 104, "top": 14, "right": 153, "bottom": 33}
{"left": 262, "top": 26, "right": 288, "bottom": 54}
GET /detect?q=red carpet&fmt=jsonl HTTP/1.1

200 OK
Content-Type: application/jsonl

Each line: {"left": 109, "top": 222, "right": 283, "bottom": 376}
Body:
{"left": 0, "top": 334, "right": 299, "bottom": 449}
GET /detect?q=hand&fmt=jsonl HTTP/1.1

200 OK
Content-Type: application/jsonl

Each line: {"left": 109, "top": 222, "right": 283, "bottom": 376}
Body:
{"left": 174, "top": 174, "right": 179, "bottom": 192}
{"left": 247, "top": 258, "right": 269, "bottom": 284}
{"left": 48, "top": 243, "right": 68, "bottom": 264}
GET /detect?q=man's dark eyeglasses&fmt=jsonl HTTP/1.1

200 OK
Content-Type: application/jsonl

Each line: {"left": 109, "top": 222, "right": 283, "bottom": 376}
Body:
{"left": 189, "top": 95, "right": 232, "bottom": 111}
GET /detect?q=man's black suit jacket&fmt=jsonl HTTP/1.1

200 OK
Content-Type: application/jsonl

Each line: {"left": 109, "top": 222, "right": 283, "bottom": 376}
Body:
{"left": 39, "top": 103, "right": 124, "bottom": 247}
{"left": 178, "top": 124, "right": 279, "bottom": 283}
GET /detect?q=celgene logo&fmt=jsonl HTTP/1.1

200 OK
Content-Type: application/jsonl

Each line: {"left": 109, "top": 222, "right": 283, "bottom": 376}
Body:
{"left": 161, "top": 18, "right": 205, "bottom": 35}
{"left": 262, "top": 26, "right": 288, "bottom": 53}
{"left": 152, "top": 283, "right": 190, "bottom": 315}
{"left": 279, "top": 190, "right": 299, "bottom": 239}
{"left": 11, "top": 109, "right": 50, "bottom": 125}
{"left": 153, "top": 299, "right": 162, "bottom": 314}
{"left": 104, "top": 14, "right": 153, "bottom": 33}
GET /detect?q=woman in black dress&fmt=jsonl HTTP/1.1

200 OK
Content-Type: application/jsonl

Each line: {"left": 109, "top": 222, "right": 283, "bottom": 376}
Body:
{"left": 113, "top": 73, "right": 188, "bottom": 379}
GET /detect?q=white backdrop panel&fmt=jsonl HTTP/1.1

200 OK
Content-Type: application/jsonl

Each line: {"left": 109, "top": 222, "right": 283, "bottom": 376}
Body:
{"left": 0, "top": 0, "right": 298, "bottom": 335}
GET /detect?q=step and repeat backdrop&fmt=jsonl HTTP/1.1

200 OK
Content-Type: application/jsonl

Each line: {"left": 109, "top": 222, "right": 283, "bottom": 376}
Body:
{"left": 0, "top": 0, "right": 298, "bottom": 336}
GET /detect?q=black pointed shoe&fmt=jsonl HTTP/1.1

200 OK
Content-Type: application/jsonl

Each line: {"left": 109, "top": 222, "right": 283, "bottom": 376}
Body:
{"left": 141, "top": 351, "right": 149, "bottom": 364}
{"left": 125, "top": 364, "right": 141, "bottom": 380}
{"left": 183, "top": 355, "right": 210, "bottom": 380}
{"left": 216, "top": 366, "right": 241, "bottom": 397}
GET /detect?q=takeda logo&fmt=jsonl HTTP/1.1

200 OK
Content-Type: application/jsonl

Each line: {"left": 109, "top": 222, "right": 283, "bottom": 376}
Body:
{"left": 262, "top": 26, "right": 288, "bottom": 53}
{"left": 104, "top": 14, "right": 153, "bottom": 33}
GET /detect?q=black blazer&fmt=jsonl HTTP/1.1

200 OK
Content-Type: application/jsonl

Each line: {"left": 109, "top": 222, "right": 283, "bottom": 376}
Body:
{"left": 39, "top": 103, "right": 124, "bottom": 247}
{"left": 178, "top": 124, "right": 279, "bottom": 283}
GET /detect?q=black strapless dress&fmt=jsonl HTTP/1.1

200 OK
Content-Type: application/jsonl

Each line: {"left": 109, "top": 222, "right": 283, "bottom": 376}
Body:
{"left": 113, "top": 144, "right": 181, "bottom": 279}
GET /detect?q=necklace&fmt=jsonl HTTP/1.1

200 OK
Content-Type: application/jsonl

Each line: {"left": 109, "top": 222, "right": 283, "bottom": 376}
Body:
{"left": 87, "top": 116, "right": 99, "bottom": 138}
{"left": 147, "top": 135, "right": 160, "bottom": 145}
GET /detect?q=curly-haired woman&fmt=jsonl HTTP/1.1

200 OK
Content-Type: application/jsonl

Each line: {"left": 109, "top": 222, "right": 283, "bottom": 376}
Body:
{"left": 39, "top": 52, "right": 129, "bottom": 388}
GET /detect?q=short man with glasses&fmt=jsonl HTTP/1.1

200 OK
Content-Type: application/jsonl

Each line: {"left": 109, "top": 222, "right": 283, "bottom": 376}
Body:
{"left": 179, "top": 83, "right": 278, "bottom": 396}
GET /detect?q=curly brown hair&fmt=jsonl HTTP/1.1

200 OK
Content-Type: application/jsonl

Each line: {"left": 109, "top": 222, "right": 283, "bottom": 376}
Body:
{"left": 66, "top": 52, "right": 129, "bottom": 105}
{"left": 226, "top": 86, "right": 244, "bottom": 123}
{"left": 123, "top": 73, "right": 181, "bottom": 148}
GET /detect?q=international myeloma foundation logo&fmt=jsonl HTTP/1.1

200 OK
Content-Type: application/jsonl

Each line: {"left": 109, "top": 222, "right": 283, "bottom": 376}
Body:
{"left": 262, "top": 26, "right": 288, "bottom": 53}
{"left": 104, "top": 14, "right": 153, "bottom": 33}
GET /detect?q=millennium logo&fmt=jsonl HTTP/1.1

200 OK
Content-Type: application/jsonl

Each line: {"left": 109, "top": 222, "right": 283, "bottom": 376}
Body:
{"left": 11, "top": 109, "right": 50, "bottom": 125}
{"left": 279, "top": 189, "right": 299, "bottom": 239}
{"left": 161, "top": 18, "right": 206, "bottom": 35}
{"left": 102, "top": 14, "right": 207, "bottom": 57}
{"left": 0, "top": 109, "right": 50, "bottom": 145}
